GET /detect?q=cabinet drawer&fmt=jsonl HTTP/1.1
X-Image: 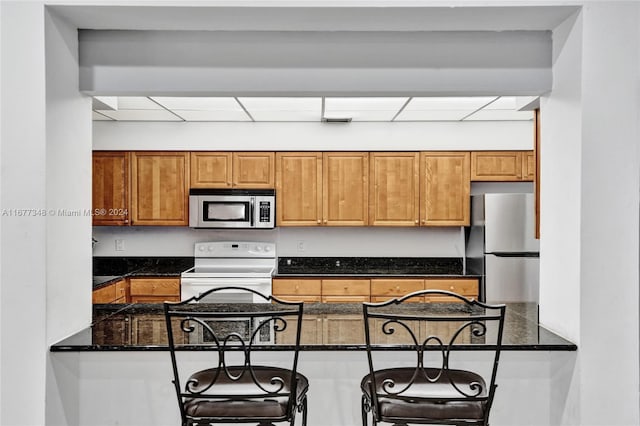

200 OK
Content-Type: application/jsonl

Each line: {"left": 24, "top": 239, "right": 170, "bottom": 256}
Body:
{"left": 129, "top": 278, "right": 180, "bottom": 296}
{"left": 321, "top": 295, "right": 370, "bottom": 303}
{"left": 370, "top": 279, "right": 424, "bottom": 296}
{"left": 272, "top": 278, "right": 322, "bottom": 296}
{"left": 425, "top": 279, "right": 478, "bottom": 301}
{"left": 322, "top": 279, "right": 370, "bottom": 296}
{"left": 130, "top": 295, "right": 181, "bottom": 303}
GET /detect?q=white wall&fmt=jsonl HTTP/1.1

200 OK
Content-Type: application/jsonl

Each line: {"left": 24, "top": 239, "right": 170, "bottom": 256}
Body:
{"left": 45, "top": 6, "right": 93, "bottom": 346}
{"left": 0, "top": 2, "right": 47, "bottom": 425}
{"left": 50, "top": 350, "right": 563, "bottom": 426}
{"left": 79, "top": 29, "right": 551, "bottom": 96}
{"left": 93, "top": 120, "right": 534, "bottom": 151}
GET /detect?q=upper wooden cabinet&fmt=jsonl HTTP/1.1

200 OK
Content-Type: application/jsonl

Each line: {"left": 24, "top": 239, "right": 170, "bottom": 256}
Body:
{"left": 275, "top": 152, "right": 323, "bottom": 226}
{"left": 131, "top": 152, "right": 190, "bottom": 226}
{"left": 92, "top": 151, "right": 129, "bottom": 225}
{"left": 369, "top": 152, "right": 420, "bottom": 226}
{"left": 190, "top": 151, "right": 274, "bottom": 188}
{"left": 420, "top": 151, "right": 471, "bottom": 226}
{"left": 470, "top": 151, "right": 534, "bottom": 182}
{"left": 323, "top": 152, "right": 369, "bottom": 226}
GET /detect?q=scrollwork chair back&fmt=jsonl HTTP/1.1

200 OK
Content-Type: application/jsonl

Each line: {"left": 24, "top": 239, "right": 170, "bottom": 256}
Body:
{"left": 361, "top": 290, "right": 505, "bottom": 426}
{"left": 164, "top": 287, "right": 308, "bottom": 426}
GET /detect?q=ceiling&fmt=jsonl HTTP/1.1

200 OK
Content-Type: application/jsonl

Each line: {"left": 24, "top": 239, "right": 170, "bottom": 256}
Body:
{"left": 92, "top": 96, "right": 535, "bottom": 122}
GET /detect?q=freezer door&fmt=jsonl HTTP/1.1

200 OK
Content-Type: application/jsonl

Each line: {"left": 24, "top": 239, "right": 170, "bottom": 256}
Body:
{"left": 485, "top": 254, "right": 539, "bottom": 303}
{"left": 484, "top": 193, "right": 539, "bottom": 253}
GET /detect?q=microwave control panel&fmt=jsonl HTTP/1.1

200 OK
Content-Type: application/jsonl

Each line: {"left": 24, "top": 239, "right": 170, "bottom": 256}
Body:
{"left": 259, "top": 201, "right": 271, "bottom": 223}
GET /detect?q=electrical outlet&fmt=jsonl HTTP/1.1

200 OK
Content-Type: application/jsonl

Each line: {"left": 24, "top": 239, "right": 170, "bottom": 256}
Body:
{"left": 115, "top": 239, "right": 125, "bottom": 251}
{"left": 297, "top": 240, "right": 306, "bottom": 252}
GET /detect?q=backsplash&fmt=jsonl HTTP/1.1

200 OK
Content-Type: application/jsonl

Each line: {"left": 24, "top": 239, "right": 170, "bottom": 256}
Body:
{"left": 92, "top": 226, "right": 465, "bottom": 258}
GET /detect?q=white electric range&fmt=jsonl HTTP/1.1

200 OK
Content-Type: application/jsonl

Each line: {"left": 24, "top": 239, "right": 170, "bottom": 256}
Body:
{"left": 180, "top": 241, "right": 276, "bottom": 303}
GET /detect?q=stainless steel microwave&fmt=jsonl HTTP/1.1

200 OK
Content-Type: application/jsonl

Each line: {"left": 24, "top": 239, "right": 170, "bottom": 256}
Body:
{"left": 189, "top": 189, "right": 275, "bottom": 229}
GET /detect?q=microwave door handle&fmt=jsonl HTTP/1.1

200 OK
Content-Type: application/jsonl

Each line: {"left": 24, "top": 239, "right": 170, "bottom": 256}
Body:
{"left": 249, "top": 198, "right": 255, "bottom": 226}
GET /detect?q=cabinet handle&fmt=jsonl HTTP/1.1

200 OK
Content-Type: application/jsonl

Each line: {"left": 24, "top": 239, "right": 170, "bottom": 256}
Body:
{"left": 317, "top": 219, "right": 321, "bottom": 224}
{"left": 395, "top": 286, "right": 400, "bottom": 290}
{"left": 450, "top": 286, "right": 455, "bottom": 291}
{"left": 414, "top": 220, "right": 418, "bottom": 224}
{"left": 324, "top": 219, "right": 327, "bottom": 224}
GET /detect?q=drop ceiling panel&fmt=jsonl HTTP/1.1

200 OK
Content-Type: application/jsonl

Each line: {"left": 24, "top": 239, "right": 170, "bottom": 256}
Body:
{"left": 116, "top": 97, "right": 163, "bottom": 110}
{"left": 404, "top": 97, "right": 497, "bottom": 111}
{"left": 172, "top": 110, "right": 252, "bottom": 121}
{"left": 151, "top": 97, "right": 242, "bottom": 111}
{"left": 95, "top": 109, "right": 182, "bottom": 121}
{"left": 238, "top": 97, "right": 321, "bottom": 121}
{"left": 394, "top": 110, "right": 470, "bottom": 122}
{"left": 324, "top": 97, "right": 408, "bottom": 121}
{"left": 464, "top": 110, "right": 533, "bottom": 121}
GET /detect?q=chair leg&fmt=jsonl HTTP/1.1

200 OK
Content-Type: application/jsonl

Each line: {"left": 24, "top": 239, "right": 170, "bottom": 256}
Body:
{"left": 301, "top": 396, "right": 308, "bottom": 426}
{"left": 361, "top": 394, "right": 372, "bottom": 426}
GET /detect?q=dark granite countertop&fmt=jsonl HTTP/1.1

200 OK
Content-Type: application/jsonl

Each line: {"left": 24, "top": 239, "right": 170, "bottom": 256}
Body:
{"left": 277, "top": 257, "right": 464, "bottom": 276}
{"left": 92, "top": 257, "right": 193, "bottom": 290}
{"left": 50, "top": 302, "right": 576, "bottom": 352}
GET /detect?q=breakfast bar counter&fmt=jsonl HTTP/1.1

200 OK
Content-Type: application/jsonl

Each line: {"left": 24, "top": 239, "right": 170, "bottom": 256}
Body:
{"left": 51, "top": 301, "right": 575, "bottom": 352}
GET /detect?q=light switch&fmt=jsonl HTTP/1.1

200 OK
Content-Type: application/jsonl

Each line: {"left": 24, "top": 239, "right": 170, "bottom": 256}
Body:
{"left": 115, "top": 239, "right": 125, "bottom": 251}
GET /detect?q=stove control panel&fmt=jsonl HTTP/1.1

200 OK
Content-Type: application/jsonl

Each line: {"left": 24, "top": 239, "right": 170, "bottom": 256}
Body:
{"left": 194, "top": 241, "right": 276, "bottom": 258}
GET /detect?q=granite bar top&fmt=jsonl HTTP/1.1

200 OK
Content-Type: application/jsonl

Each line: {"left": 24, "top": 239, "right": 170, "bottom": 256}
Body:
{"left": 92, "top": 257, "right": 193, "bottom": 290}
{"left": 50, "top": 302, "right": 576, "bottom": 352}
{"left": 277, "top": 257, "right": 464, "bottom": 276}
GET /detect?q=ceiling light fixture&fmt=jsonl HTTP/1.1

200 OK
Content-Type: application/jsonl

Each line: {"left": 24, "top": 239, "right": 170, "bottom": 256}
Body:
{"left": 322, "top": 117, "right": 352, "bottom": 123}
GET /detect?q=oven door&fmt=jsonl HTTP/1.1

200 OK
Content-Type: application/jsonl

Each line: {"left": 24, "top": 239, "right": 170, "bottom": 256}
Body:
{"left": 180, "top": 277, "right": 272, "bottom": 303}
{"left": 190, "top": 317, "right": 274, "bottom": 345}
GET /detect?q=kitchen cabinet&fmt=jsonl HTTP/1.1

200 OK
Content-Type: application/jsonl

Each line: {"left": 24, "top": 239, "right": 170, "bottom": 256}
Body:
{"left": 369, "top": 152, "right": 420, "bottom": 226}
{"left": 129, "top": 277, "right": 181, "bottom": 303}
{"left": 424, "top": 278, "right": 478, "bottom": 302}
{"left": 272, "top": 278, "right": 322, "bottom": 303}
{"left": 92, "top": 314, "right": 130, "bottom": 345}
{"left": 370, "top": 278, "right": 424, "bottom": 302}
{"left": 320, "top": 278, "right": 370, "bottom": 303}
{"left": 275, "top": 152, "right": 323, "bottom": 226}
{"left": 470, "top": 151, "right": 534, "bottom": 182}
{"left": 276, "top": 315, "right": 323, "bottom": 345}
{"left": 323, "top": 152, "right": 369, "bottom": 226}
{"left": 276, "top": 152, "right": 369, "bottom": 227}
{"left": 190, "top": 151, "right": 275, "bottom": 188}
{"left": 131, "top": 152, "right": 190, "bottom": 226}
{"left": 420, "top": 151, "right": 471, "bottom": 226}
{"left": 92, "top": 279, "right": 128, "bottom": 304}
{"left": 92, "top": 151, "right": 129, "bottom": 225}
{"left": 130, "top": 315, "right": 187, "bottom": 345}
{"left": 322, "top": 315, "right": 365, "bottom": 344}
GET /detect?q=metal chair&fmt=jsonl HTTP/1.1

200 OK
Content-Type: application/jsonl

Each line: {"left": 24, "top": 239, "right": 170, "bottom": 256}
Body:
{"left": 164, "top": 287, "right": 308, "bottom": 426}
{"left": 360, "top": 290, "right": 506, "bottom": 426}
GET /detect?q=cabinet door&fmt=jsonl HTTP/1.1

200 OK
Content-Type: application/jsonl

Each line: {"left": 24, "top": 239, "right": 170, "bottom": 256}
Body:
{"left": 369, "top": 152, "right": 419, "bottom": 226}
{"left": 131, "top": 152, "right": 189, "bottom": 225}
{"left": 92, "top": 283, "right": 117, "bottom": 304}
{"left": 420, "top": 152, "right": 470, "bottom": 226}
{"left": 233, "top": 152, "right": 275, "bottom": 188}
{"left": 275, "top": 152, "right": 323, "bottom": 226}
{"left": 276, "top": 315, "right": 323, "bottom": 345}
{"left": 190, "top": 152, "right": 232, "bottom": 188}
{"left": 322, "top": 316, "right": 365, "bottom": 344}
{"left": 471, "top": 151, "right": 523, "bottom": 181}
{"left": 131, "top": 315, "right": 186, "bottom": 345}
{"left": 323, "top": 152, "right": 369, "bottom": 226}
{"left": 92, "top": 151, "right": 129, "bottom": 225}
{"left": 424, "top": 278, "right": 479, "bottom": 302}
{"left": 522, "top": 150, "right": 535, "bottom": 181}
{"left": 92, "top": 314, "right": 130, "bottom": 345}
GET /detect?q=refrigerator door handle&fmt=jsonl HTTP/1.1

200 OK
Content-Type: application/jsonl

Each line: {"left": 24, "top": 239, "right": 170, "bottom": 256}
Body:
{"left": 489, "top": 252, "right": 539, "bottom": 258}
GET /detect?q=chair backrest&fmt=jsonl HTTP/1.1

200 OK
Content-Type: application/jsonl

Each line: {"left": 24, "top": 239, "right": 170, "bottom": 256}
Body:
{"left": 163, "top": 287, "right": 304, "bottom": 421}
{"left": 362, "top": 290, "right": 506, "bottom": 412}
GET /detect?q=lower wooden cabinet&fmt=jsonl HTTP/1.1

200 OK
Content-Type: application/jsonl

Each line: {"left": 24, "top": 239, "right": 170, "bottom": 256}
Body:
{"left": 92, "top": 279, "right": 129, "bottom": 304}
{"left": 129, "top": 277, "right": 181, "bottom": 303}
{"left": 273, "top": 277, "right": 478, "bottom": 304}
{"left": 320, "top": 279, "right": 370, "bottom": 303}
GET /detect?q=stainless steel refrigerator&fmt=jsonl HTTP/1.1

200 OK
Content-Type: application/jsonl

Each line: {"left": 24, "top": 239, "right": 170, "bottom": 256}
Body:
{"left": 465, "top": 193, "right": 540, "bottom": 303}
